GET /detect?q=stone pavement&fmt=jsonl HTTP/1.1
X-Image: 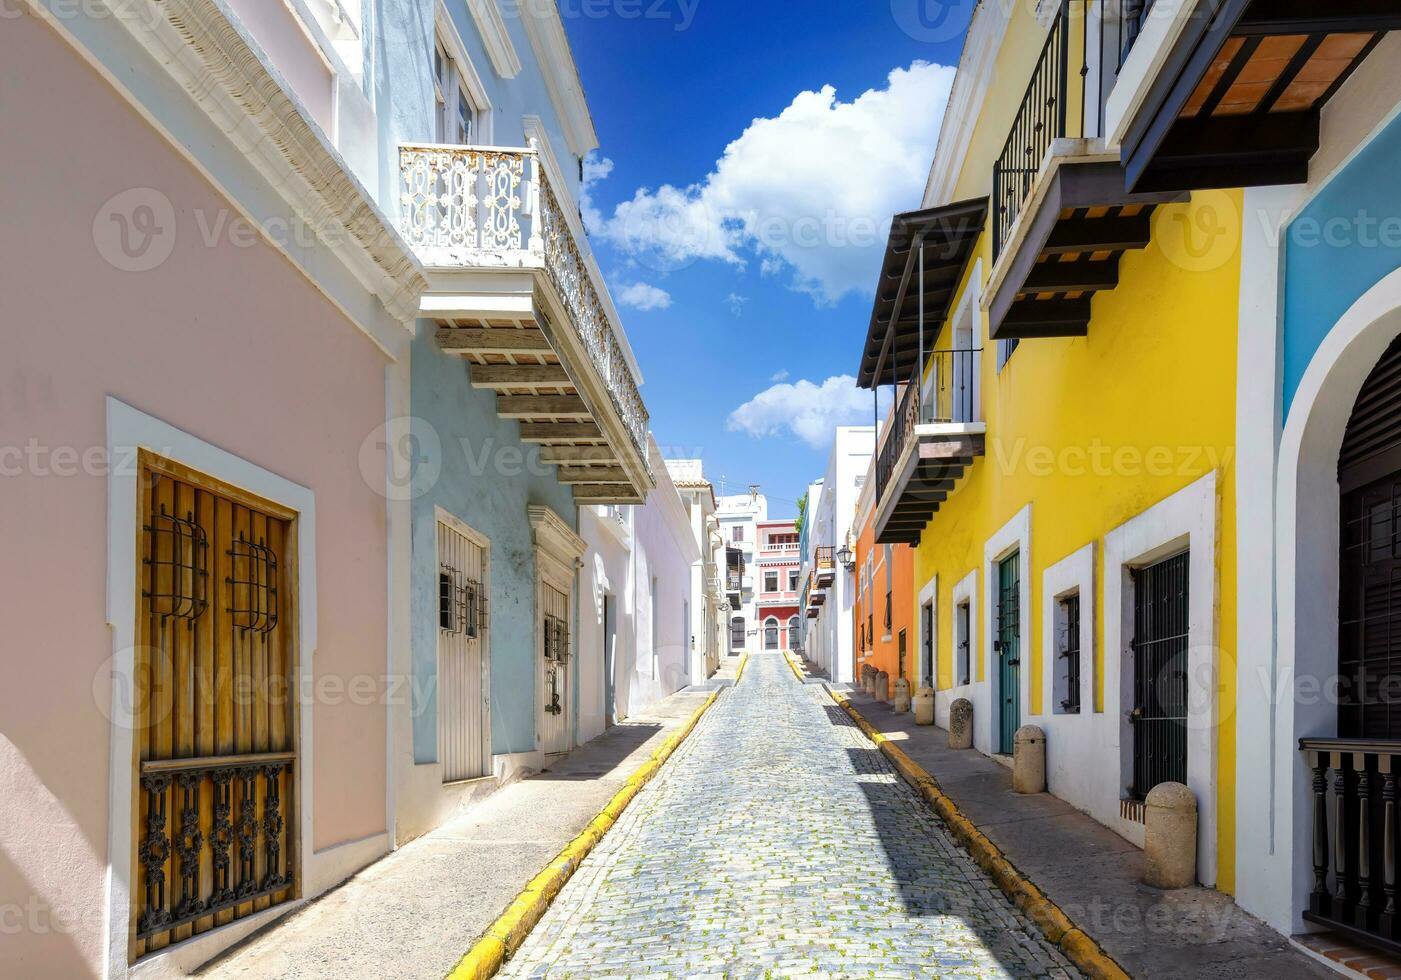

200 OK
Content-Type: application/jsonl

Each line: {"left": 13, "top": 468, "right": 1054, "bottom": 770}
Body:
{"left": 200, "top": 687, "right": 711, "bottom": 980}
{"left": 499, "top": 652, "right": 1080, "bottom": 979}
{"left": 844, "top": 689, "right": 1336, "bottom": 980}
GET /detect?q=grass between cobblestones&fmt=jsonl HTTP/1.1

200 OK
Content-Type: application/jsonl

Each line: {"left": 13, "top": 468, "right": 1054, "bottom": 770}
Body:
{"left": 444, "top": 658, "right": 745, "bottom": 980}
{"left": 812, "top": 660, "right": 1130, "bottom": 980}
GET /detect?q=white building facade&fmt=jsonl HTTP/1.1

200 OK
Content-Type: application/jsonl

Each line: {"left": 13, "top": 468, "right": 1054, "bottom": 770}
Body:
{"left": 717, "top": 488, "right": 767, "bottom": 653}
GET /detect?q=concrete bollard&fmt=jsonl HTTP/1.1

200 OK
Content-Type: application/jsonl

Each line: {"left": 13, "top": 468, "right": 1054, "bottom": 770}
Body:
{"left": 1012, "top": 725, "right": 1046, "bottom": 794}
{"left": 1144, "top": 782, "right": 1198, "bottom": 889}
{"left": 892, "top": 678, "right": 911, "bottom": 713}
{"left": 874, "top": 670, "right": 890, "bottom": 702}
{"left": 913, "top": 687, "right": 935, "bottom": 725}
{"left": 948, "top": 698, "right": 973, "bottom": 749}
{"left": 861, "top": 664, "right": 875, "bottom": 696}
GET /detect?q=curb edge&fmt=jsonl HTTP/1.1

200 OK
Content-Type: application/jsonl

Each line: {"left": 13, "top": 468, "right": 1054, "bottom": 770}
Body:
{"left": 826, "top": 687, "right": 1132, "bottom": 980}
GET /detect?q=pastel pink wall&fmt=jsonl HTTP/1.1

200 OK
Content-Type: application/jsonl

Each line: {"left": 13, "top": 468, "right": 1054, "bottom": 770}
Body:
{"left": 0, "top": 14, "right": 388, "bottom": 976}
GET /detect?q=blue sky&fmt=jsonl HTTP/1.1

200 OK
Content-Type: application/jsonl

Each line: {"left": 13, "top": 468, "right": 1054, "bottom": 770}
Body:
{"left": 562, "top": 1, "right": 974, "bottom": 515}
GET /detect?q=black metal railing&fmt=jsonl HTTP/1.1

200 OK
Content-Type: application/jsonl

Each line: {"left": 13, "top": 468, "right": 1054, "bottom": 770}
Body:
{"left": 992, "top": 0, "right": 1153, "bottom": 256}
{"left": 1301, "top": 739, "right": 1401, "bottom": 955}
{"left": 875, "top": 350, "right": 981, "bottom": 502}
{"left": 136, "top": 753, "right": 294, "bottom": 939}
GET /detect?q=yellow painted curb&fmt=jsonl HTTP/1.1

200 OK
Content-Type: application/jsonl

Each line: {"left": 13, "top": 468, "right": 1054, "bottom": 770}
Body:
{"left": 446, "top": 687, "right": 723, "bottom": 980}
{"left": 781, "top": 648, "right": 805, "bottom": 681}
{"left": 827, "top": 688, "right": 1131, "bottom": 980}
{"left": 734, "top": 651, "right": 750, "bottom": 684}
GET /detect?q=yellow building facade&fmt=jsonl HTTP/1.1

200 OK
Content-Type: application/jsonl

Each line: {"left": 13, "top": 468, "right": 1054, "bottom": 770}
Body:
{"left": 859, "top": 0, "right": 1244, "bottom": 893}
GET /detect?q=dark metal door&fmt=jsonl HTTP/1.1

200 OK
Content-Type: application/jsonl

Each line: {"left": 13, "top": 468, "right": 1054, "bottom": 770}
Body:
{"left": 920, "top": 603, "right": 934, "bottom": 688}
{"left": 603, "top": 593, "right": 616, "bottom": 728}
{"left": 1131, "top": 551, "right": 1190, "bottom": 798}
{"left": 997, "top": 553, "right": 1020, "bottom": 753}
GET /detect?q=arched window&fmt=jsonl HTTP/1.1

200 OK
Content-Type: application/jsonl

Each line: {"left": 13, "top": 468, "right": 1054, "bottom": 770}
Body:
{"left": 764, "top": 617, "right": 779, "bottom": 650}
{"left": 788, "top": 616, "right": 800, "bottom": 650}
{"left": 730, "top": 616, "right": 746, "bottom": 652}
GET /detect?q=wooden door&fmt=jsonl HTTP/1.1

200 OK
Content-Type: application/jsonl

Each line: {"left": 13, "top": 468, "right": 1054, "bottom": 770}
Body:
{"left": 438, "top": 519, "right": 489, "bottom": 783}
{"left": 540, "top": 583, "right": 571, "bottom": 754}
{"left": 132, "top": 455, "right": 296, "bottom": 959}
{"left": 997, "top": 552, "right": 1020, "bottom": 754}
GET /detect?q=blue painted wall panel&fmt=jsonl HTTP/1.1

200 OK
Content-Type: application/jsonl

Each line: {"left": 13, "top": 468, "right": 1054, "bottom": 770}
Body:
{"left": 1283, "top": 113, "right": 1401, "bottom": 418}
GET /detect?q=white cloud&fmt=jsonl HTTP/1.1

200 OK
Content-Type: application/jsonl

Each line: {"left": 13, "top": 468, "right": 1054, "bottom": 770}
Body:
{"left": 580, "top": 153, "right": 614, "bottom": 234}
{"left": 770, "top": 369, "right": 789, "bottom": 383}
{"left": 725, "top": 293, "right": 748, "bottom": 316}
{"left": 615, "top": 282, "right": 673, "bottom": 311}
{"left": 727, "top": 375, "right": 870, "bottom": 449}
{"left": 591, "top": 62, "right": 955, "bottom": 305}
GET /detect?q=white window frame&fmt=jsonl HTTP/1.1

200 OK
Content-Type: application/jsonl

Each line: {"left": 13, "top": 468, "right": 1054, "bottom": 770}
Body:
{"left": 982, "top": 505, "right": 1032, "bottom": 756}
{"left": 917, "top": 573, "right": 938, "bottom": 690}
{"left": 1042, "top": 542, "right": 1095, "bottom": 719}
{"left": 1104, "top": 471, "right": 1219, "bottom": 886}
{"left": 434, "top": 3, "right": 491, "bottom": 145}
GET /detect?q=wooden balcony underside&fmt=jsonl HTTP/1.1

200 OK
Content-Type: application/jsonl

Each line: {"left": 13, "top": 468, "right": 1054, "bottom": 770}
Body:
{"left": 1123, "top": 0, "right": 1397, "bottom": 193}
{"left": 988, "top": 161, "right": 1186, "bottom": 341}
{"left": 875, "top": 433, "right": 985, "bottom": 545}
{"left": 437, "top": 321, "right": 641, "bottom": 504}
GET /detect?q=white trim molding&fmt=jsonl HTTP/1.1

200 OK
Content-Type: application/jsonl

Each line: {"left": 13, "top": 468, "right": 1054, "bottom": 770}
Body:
{"left": 982, "top": 505, "right": 1032, "bottom": 755}
{"left": 938, "top": 568, "right": 984, "bottom": 747}
{"left": 514, "top": 0, "right": 599, "bottom": 158}
{"left": 1269, "top": 266, "right": 1401, "bottom": 934}
{"left": 1038, "top": 542, "right": 1098, "bottom": 805}
{"left": 33, "top": 0, "right": 428, "bottom": 328}
{"left": 467, "top": 0, "right": 522, "bottom": 78}
{"left": 437, "top": 0, "right": 495, "bottom": 143}
{"left": 103, "top": 399, "right": 329, "bottom": 980}
{"left": 1103, "top": 470, "right": 1220, "bottom": 886}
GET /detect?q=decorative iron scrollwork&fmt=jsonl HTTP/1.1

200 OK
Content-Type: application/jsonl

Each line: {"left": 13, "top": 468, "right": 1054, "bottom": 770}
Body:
{"left": 143, "top": 505, "right": 210, "bottom": 624}
{"left": 234, "top": 767, "right": 260, "bottom": 899}
{"left": 137, "top": 774, "right": 173, "bottom": 936}
{"left": 227, "top": 533, "right": 279, "bottom": 634}
{"left": 543, "top": 614, "right": 570, "bottom": 664}
{"left": 210, "top": 768, "right": 235, "bottom": 908}
{"left": 173, "top": 773, "right": 204, "bottom": 920}
{"left": 261, "top": 766, "right": 289, "bottom": 891}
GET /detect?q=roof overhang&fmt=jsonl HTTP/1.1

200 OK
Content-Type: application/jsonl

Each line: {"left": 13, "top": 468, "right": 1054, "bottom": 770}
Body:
{"left": 858, "top": 198, "right": 989, "bottom": 389}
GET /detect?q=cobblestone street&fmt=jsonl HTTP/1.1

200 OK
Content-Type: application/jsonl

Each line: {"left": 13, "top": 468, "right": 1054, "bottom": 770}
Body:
{"left": 500, "top": 653, "right": 1080, "bottom": 979}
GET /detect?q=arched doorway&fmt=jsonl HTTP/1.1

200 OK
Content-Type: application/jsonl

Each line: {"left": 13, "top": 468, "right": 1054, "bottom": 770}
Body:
{"left": 763, "top": 617, "right": 779, "bottom": 650}
{"left": 787, "top": 615, "right": 800, "bottom": 651}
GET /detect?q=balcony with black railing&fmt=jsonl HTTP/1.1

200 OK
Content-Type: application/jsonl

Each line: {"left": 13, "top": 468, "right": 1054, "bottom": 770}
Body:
{"left": 1113, "top": 0, "right": 1395, "bottom": 195}
{"left": 872, "top": 349, "right": 986, "bottom": 546}
{"left": 985, "top": 0, "right": 1186, "bottom": 341}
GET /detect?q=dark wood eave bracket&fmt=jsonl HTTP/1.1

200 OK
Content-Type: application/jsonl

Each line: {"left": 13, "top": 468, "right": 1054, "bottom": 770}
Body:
{"left": 872, "top": 433, "right": 984, "bottom": 546}
{"left": 985, "top": 156, "right": 1186, "bottom": 341}
{"left": 1121, "top": 0, "right": 1401, "bottom": 193}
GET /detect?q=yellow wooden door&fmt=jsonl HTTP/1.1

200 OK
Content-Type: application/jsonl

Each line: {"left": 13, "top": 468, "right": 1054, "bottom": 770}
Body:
{"left": 132, "top": 455, "right": 297, "bottom": 959}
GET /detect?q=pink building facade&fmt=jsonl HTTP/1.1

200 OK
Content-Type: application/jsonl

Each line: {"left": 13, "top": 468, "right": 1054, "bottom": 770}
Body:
{"left": 754, "top": 520, "right": 801, "bottom": 651}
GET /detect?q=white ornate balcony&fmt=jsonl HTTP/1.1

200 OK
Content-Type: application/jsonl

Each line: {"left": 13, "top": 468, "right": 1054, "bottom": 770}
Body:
{"left": 400, "top": 142, "right": 653, "bottom": 503}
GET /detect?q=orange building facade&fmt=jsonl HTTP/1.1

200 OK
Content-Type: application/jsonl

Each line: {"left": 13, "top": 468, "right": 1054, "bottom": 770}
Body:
{"left": 851, "top": 453, "right": 918, "bottom": 692}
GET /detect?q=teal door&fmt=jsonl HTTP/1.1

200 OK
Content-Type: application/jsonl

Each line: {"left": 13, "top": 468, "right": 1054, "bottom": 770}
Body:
{"left": 997, "top": 553, "right": 1021, "bottom": 753}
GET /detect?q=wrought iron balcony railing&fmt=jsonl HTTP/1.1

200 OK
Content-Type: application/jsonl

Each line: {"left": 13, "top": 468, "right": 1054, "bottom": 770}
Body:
{"left": 399, "top": 142, "right": 650, "bottom": 463}
{"left": 875, "top": 349, "right": 980, "bottom": 503}
{"left": 992, "top": 0, "right": 1152, "bottom": 257}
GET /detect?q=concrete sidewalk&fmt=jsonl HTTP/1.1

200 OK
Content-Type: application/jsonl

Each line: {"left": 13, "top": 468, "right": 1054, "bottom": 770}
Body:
{"left": 840, "top": 687, "right": 1333, "bottom": 979}
{"left": 200, "top": 685, "right": 715, "bottom": 980}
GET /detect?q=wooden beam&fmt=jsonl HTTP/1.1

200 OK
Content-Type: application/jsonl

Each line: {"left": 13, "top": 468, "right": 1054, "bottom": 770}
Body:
{"left": 470, "top": 364, "right": 571, "bottom": 387}
{"left": 572, "top": 484, "right": 642, "bottom": 503}
{"left": 1024, "top": 259, "right": 1120, "bottom": 294}
{"left": 557, "top": 466, "right": 630, "bottom": 485}
{"left": 538, "top": 446, "right": 619, "bottom": 465}
{"left": 994, "top": 298, "right": 1092, "bottom": 339}
{"left": 1043, "top": 215, "right": 1152, "bottom": 255}
{"left": 496, "top": 395, "right": 591, "bottom": 419}
{"left": 438, "top": 327, "right": 551, "bottom": 354}
{"left": 1234, "top": 2, "right": 1401, "bottom": 36}
{"left": 518, "top": 423, "right": 603, "bottom": 443}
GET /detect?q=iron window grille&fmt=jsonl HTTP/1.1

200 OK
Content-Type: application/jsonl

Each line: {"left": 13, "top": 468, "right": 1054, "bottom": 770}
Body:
{"left": 438, "top": 564, "right": 485, "bottom": 638}
{"left": 226, "top": 532, "right": 279, "bottom": 634}
{"left": 1058, "top": 593, "right": 1082, "bottom": 714}
{"left": 143, "top": 504, "right": 210, "bottom": 625}
{"left": 544, "top": 614, "right": 571, "bottom": 663}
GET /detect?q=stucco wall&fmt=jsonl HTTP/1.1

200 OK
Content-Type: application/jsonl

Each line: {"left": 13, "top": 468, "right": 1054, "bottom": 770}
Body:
{"left": 0, "top": 14, "right": 391, "bottom": 975}
{"left": 406, "top": 325, "right": 577, "bottom": 765}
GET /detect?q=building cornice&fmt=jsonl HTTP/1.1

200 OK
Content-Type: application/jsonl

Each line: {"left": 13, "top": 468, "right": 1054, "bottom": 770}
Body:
{"left": 86, "top": 0, "right": 428, "bottom": 326}
{"left": 515, "top": 0, "right": 599, "bottom": 157}
{"left": 467, "top": 0, "right": 522, "bottom": 78}
{"left": 922, "top": 0, "right": 1010, "bottom": 208}
{"left": 529, "top": 505, "right": 587, "bottom": 562}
